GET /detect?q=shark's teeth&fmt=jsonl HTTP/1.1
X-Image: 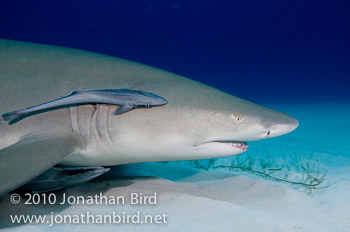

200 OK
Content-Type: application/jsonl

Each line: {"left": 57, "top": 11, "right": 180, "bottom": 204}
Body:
{"left": 198, "top": 141, "right": 248, "bottom": 151}
{"left": 217, "top": 141, "right": 248, "bottom": 150}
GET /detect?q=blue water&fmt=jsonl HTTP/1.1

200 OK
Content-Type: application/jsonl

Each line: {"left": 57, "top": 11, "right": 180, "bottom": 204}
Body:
{"left": 1, "top": 0, "right": 349, "bottom": 104}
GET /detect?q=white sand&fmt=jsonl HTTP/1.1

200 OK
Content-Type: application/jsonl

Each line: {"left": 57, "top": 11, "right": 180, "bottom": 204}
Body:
{"left": 0, "top": 103, "right": 349, "bottom": 232}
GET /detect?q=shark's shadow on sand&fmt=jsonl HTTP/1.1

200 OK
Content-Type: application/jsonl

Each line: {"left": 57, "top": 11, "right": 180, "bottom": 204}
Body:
{"left": 0, "top": 165, "right": 136, "bottom": 229}
{"left": 0, "top": 162, "right": 234, "bottom": 229}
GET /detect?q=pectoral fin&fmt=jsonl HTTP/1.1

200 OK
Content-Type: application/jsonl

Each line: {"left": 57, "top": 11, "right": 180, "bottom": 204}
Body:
{"left": 113, "top": 103, "right": 135, "bottom": 115}
{"left": 0, "top": 135, "right": 77, "bottom": 196}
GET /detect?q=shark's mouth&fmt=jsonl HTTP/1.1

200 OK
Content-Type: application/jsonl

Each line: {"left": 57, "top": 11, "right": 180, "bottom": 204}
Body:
{"left": 196, "top": 141, "right": 248, "bottom": 152}
{"left": 213, "top": 141, "right": 248, "bottom": 151}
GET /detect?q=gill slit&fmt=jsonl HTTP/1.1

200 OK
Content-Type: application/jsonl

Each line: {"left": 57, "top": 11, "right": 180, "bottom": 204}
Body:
{"left": 89, "top": 105, "right": 98, "bottom": 138}
{"left": 76, "top": 106, "right": 87, "bottom": 149}
{"left": 107, "top": 106, "right": 113, "bottom": 142}
{"left": 69, "top": 106, "right": 74, "bottom": 133}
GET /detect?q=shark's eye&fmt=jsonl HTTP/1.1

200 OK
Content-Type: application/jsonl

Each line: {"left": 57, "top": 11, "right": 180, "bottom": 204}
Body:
{"left": 235, "top": 117, "right": 242, "bottom": 123}
{"left": 231, "top": 114, "right": 243, "bottom": 124}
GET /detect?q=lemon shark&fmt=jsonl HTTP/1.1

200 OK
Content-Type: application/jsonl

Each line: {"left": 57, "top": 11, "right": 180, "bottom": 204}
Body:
{"left": 0, "top": 39, "right": 298, "bottom": 196}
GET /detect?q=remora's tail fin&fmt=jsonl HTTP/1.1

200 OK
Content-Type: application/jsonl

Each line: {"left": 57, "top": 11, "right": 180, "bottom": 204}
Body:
{"left": 1, "top": 111, "right": 22, "bottom": 123}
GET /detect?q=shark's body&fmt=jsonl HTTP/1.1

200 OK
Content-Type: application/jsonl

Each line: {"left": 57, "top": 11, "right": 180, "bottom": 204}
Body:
{"left": 0, "top": 39, "right": 298, "bottom": 195}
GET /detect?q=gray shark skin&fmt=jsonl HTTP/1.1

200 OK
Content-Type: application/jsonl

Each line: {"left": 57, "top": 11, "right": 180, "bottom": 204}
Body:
{"left": 0, "top": 39, "right": 298, "bottom": 196}
{"left": 1, "top": 89, "right": 168, "bottom": 123}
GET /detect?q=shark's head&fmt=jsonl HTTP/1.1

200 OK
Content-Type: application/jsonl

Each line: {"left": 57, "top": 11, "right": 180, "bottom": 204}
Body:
{"left": 191, "top": 97, "right": 299, "bottom": 157}
{"left": 84, "top": 77, "right": 299, "bottom": 166}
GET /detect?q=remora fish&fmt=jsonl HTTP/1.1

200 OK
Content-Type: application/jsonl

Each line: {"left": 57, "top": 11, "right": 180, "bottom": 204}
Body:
{"left": 1, "top": 89, "right": 168, "bottom": 123}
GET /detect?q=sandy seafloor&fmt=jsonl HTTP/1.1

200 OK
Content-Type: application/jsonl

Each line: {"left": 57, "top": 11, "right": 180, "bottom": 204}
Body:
{"left": 0, "top": 103, "right": 349, "bottom": 232}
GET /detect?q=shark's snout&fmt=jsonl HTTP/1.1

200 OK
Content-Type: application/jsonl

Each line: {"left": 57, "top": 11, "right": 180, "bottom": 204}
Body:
{"left": 263, "top": 114, "right": 299, "bottom": 139}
